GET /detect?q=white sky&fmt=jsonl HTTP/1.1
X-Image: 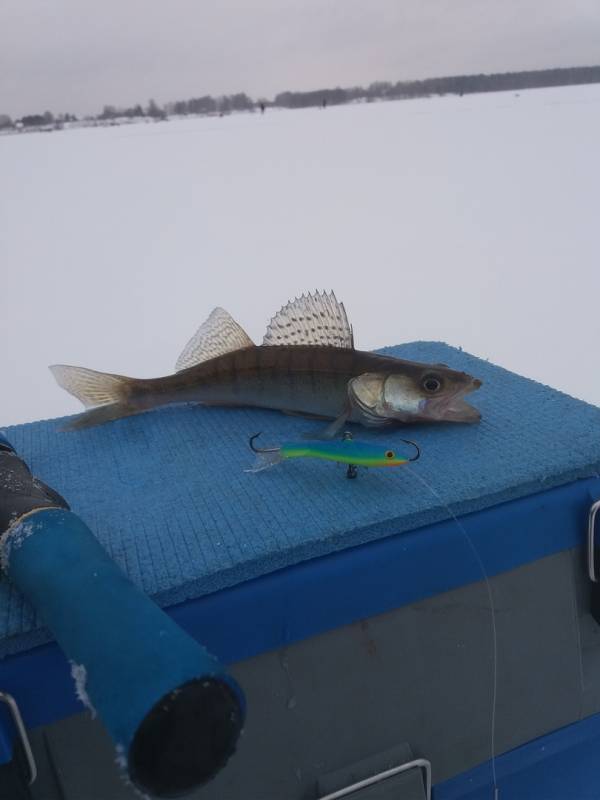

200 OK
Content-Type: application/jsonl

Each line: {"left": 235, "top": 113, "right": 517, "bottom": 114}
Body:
{"left": 2, "top": 0, "right": 600, "bottom": 118}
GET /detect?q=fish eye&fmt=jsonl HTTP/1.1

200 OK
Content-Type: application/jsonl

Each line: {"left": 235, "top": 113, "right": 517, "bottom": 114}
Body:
{"left": 385, "top": 450, "right": 395, "bottom": 459}
{"left": 422, "top": 375, "right": 442, "bottom": 393}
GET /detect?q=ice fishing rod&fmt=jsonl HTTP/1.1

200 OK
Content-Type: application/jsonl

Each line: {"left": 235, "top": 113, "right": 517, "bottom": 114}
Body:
{"left": 0, "top": 434, "right": 245, "bottom": 798}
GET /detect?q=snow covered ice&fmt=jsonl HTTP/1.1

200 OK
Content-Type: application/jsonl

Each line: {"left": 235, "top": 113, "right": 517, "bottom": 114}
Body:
{"left": 1, "top": 83, "right": 599, "bottom": 425}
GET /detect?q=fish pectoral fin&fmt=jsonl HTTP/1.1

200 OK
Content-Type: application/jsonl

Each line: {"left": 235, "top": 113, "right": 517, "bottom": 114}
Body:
{"left": 301, "top": 408, "right": 351, "bottom": 440}
{"left": 175, "top": 308, "right": 254, "bottom": 372}
{"left": 262, "top": 291, "right": 354, "bottom": 349}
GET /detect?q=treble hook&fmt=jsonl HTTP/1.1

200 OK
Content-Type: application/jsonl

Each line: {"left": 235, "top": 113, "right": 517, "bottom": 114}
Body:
{"left": 249, "top": 432, "right": 279, "bottom": 454}
{"left": 399, "top": 438, "right": 420, "bottom": 462}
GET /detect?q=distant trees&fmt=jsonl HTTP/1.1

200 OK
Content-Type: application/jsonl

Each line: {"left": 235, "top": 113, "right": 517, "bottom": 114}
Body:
{"left": 185, "top": 96, "right": 217, "bottom": 114}
{"left": 274, "top": 87, "right": 348, "bottom": 108}
{"left": 99, "top": 103, "right": 146, "bottom": 120}
{"left": 165, "top": 92, "right": 254, "bottom": 116}
{"left": 361, "top": 66, "right": 600, "bottom": 102}
{"left": 164, "top": 95, "right": 216, "bottom": 115}
{"left": 366, "top": 81, "right": 393, "bottom": 100}
{"left": 94, "top": 93, "right": 252, "bottom": 122}
{"left": 99, "top": 105, "right": 118, "bottom": 119}
{"left": 20, "top": 112, "right": 53, "bottom": 127}
{"left": 146, "top": 99, "right": 166, "bottom": 119}
{"left": 8, "top": 64, "right": 600, "bottom": 135}
{"left": 227, "top": 93, "right": 253, "bottom": 111}
{"left": 8, "top": 111, "right": 76, "bottom": 129}
{"left": 96, "top": 101, "right": 164, "bottom": 121}
{"left": 272, "top": 66, "right": 600, "bottom": 108}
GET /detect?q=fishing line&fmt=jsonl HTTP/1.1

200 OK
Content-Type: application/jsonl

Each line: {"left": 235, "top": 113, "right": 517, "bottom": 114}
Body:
{"left": 405, "top": 466, "right": 499, "bottom": 800}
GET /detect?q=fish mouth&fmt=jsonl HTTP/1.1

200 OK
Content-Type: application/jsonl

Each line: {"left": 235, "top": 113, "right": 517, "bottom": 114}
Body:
{"left": 423, "top": 395, "right": 481, "bottom": 423}
{"left": 422, "top": 380, "right": 482, "bottom": 423}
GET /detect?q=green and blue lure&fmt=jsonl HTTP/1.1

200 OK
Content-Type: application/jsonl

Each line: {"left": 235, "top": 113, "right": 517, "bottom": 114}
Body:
{"left": 247, "top": 433, "right": 420, "bottom": 477}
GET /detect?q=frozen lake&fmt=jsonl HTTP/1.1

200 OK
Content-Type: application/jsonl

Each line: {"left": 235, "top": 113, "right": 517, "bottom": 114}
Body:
{"left": 1, "top": 83, "right": 599, "bottom": 426}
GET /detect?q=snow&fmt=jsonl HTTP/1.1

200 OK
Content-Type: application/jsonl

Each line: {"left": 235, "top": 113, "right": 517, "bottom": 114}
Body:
{"left": 69, "top": 661, "right": 97, "bottom": 718}
{"left": 114, "top": 743, "right": 151, "bottom": 800}
{"left": 114, "top": 743, "right": 128, "bottom": 772}
{"left": 0, "top": 517, "right": 38, "bottom": 572}
{"left": 1, "top": 85, "right": 599, "bottom": 426}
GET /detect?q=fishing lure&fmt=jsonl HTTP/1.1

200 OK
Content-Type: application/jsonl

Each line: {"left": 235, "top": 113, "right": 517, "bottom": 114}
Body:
{"left": 247, "top": 432, "right": 420, "bottom": 478}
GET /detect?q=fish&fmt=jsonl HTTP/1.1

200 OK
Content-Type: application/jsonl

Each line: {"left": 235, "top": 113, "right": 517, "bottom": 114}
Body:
{"left": 50, "top": 291, "right": 482, "bottom": 433}
{"left": 246, "top": 432, "right": 420, "bottom": 473}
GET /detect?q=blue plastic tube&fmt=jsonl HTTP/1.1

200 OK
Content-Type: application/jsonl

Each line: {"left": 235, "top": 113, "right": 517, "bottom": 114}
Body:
{"left": 1, "top": 506, "right": 244, "bottom": 797}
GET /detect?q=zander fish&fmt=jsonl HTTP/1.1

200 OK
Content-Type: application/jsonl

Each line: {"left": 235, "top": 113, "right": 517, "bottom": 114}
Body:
{"left": 50, "top": 291, "right": 482, "bottom": 433}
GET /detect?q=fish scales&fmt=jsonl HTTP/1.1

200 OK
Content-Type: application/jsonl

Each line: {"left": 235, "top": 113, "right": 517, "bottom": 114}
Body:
{"left": 130, "top": 347, "right": 402, "bottom": 417}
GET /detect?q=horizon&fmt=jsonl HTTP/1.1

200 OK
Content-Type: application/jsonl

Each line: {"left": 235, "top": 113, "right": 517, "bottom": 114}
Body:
{"left": 3, "top": 0, "right": 600, "bottom": 118}
{"left": 4, "top": 61, "right": 600, "bottom": 122}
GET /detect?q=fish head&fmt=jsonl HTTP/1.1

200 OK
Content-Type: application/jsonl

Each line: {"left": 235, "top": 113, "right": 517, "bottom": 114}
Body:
{"left": 349, "top": 365, "right": 482, "bottom": 426}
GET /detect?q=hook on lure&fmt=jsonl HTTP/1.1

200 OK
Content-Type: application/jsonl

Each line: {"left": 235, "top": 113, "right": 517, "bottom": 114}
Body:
{"left": 395, "top": 438, "right": 420, "bottom": 463}
{"left": 249, "top": 433, "right": 279, "bottom": 454}
{"left": 247, "top": 432, "right": 420, "bottom": 476}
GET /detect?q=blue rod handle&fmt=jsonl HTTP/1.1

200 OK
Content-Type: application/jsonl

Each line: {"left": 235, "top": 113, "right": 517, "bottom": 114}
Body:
{"left": 2, "top": 504, "right": 244, "bottom": 797}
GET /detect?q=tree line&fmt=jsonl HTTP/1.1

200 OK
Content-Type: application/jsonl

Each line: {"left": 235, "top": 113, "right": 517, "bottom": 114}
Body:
{"left": 273, "top": 65, "right": 600, "bottom": 108}
{"left": 97, "top": 92, "right": 255, "bottom": 119}
{"left": 0, "top": 111, "right": 77, "bottom": 130}
{"left": 3, "top": 65, "right": 600, "bottom": 130}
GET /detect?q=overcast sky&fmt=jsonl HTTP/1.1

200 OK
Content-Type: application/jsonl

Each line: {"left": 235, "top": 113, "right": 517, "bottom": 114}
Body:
{"left": 2, "top": 0, "right": 600, "bottom": 118}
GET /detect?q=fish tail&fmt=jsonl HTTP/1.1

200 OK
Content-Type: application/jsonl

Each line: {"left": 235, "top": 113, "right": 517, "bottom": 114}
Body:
{"left": 49, "top": 365, "right": 142, "bottom": 430}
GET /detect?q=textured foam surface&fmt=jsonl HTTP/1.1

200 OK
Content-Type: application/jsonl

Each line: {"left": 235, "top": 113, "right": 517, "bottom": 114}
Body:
{"left": 2, "top": 342, "right": 600, "bottom": 657}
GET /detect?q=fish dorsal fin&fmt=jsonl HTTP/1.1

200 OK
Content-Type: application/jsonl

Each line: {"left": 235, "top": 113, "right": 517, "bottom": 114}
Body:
{"left": 175, "top": 307, "right": 254, "bottom": 371}
{"left": 262, "top": 291, "right": 354, "bottom": 348}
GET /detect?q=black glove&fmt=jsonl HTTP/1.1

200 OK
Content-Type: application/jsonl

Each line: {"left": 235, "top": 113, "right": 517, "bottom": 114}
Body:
{"left": 0, "top": 439, "right": 69, "bottom": 535}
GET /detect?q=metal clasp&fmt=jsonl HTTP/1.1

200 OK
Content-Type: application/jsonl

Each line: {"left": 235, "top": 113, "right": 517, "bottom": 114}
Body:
{"left": 588, "top": 501, "right": 600, "bottom": 582}
{"left": 318, "top": 757, "right": 431, "bottom": 800}
{"left": 0, "top": 692, "right": 37, "bottom": 786}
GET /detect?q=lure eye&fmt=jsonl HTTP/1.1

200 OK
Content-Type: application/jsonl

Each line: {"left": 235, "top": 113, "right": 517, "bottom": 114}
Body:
{"left": 385, "top": 450, "right": 395, "bottom": 459}
{"left": 422, "top": 375, "right": 442, "bottom": 393}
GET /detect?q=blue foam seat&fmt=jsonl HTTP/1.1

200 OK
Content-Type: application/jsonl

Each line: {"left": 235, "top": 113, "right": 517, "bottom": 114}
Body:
{"left": 2, "top": 341, "right": 600, "bottom": 659}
